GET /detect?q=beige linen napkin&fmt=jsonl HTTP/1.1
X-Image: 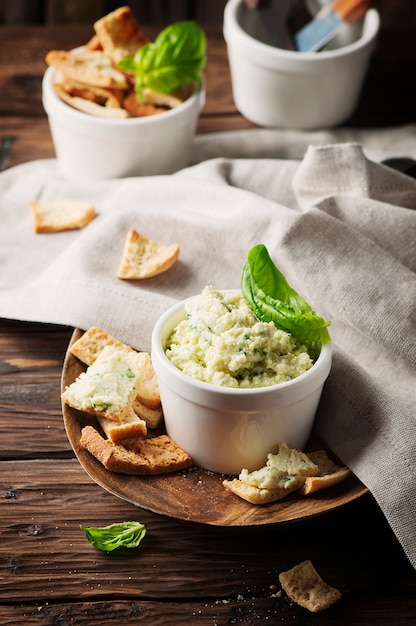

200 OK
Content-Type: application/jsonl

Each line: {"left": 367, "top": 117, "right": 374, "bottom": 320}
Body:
{"left": 1, "top": 128, "right": 415, "bottom": 570}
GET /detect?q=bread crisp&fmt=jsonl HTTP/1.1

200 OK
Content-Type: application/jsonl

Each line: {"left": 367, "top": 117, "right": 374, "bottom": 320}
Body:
{"left": 46, "top": 50, "right": 128, "bottom": 89}
{"left": 223, "top": 443, "right": 319, "bottom": 505}
{"left": 279, "top": 560, "right": 342, "bottom": 612}
{"left": 97, "top": 406, "right": 147, "bottom": 442}
{"left": 80, "top": 425, "right": 192, "bottom": 475}
{"left": 62, "top": 345, "right": 145, "bottom": 422}
{"left": 133, "top": 351, "right": 161, "bottom": 409}
{"left": 30, "top": 200, "right": 96, "bottom": 233}
{"left": 70, "top": 326, "right": 133, "bottom": 366}
{"left": 94, "top": 5, "right": 149, "bottom": 64}
{"left": 133, "top": 397, "right": 164, "bottom": 429}
{"left": 223, "top": 478, "right": 302, "bottom": 504}
{"left": 54, "top": 83, "right": 129, "bottom": 118}
{"left": 116, "top": 228, "right": 180, "bottom": 280}
{"left": 300, "top": 450, "right": 351, "bottom": 495}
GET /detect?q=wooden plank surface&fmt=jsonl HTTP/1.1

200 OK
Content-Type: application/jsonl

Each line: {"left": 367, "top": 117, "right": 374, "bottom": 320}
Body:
{"left": 1, "top": 459, "right": 414, "bottom": 597}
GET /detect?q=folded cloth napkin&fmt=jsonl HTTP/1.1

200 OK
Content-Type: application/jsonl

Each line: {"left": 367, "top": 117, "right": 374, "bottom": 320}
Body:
{"left": 1, "top": 127, "right": 415, "bottom": 570}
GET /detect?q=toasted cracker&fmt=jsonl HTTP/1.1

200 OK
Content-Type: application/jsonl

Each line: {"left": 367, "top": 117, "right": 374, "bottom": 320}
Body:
{"left": 97, "top": 406, "right": 147, "bottom": 442}
{"left": 123, "top": 92, "right": 165, "bottom": 117}
{"left": 223, "top": 443, "right": 319, "bottom": 505}
{"left": 70, "top": 327, "right": 133, "bottom": 366}
{"left": 54, "top": 83, "right": 129, "bottom": 118}
{"left": 30, "top": 199, "right": 96, "bottom": 233}
{"left": 80, "top": 425, "right": 192, "bottom": 475}
{"left": 94, "top": 5, "right": 149, "bottom": 64}
{"left": 222, "top": 477, "right": 302, "bottom": 504}
{"left": 57, "top": 77, "right": 126, "bottom": 108}
{"left": 70, "top": 327, "right": 161, "bottom": 412}
{"left": 300, "top": 450, "right": 351, "bottom": 495}
{"left": 116, "top": 228, "right": 180, "bottom": 279}
{"left": 133, "top": 398, "right": 163, "bottom": 429}
{"left": 62, "top": 345, "right": 145, "bottom": 422}
{"left": 279, "top": 560, "right": 341, "bottom": 612}
{"left": 46, "top": 49, "right": 128, "bottom": 89}
{"left": 133, "top": 351, "right": 161, "bottom": 409}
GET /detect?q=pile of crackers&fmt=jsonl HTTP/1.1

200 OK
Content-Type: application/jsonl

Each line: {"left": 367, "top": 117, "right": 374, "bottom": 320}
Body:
{"left": 223, "top": 443, "right": 351, "bottom": 504}
{"left": 62, "top": 326, "right": 192, "bottom": 475}
{"left": 45, "top": 6, "right": 191, "bottom": 119}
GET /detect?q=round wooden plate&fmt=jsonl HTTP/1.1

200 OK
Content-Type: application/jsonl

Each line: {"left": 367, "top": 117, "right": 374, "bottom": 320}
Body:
{"left": 62, "top": 329, "right": 368, "bottom": 527}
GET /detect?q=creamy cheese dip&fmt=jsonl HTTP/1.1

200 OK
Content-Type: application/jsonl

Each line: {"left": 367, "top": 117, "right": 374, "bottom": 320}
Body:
{"left": 165, "top": 286, "right": 313, "bottom": 388}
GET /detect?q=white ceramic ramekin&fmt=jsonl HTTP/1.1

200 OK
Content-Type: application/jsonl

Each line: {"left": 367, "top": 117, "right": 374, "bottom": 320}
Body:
{"left": 42, "top": 60, "right": 205, "bottom": 181}
{"left": 151, "top": 292, "right": 332, "bottom": 475}
{"left": 223, "top": 0, "right": 380, "bottom": 129}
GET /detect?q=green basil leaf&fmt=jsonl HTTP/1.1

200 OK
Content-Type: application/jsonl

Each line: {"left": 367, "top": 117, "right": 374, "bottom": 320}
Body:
{"left": 241, "top": 244, "right": 331, "bottom": 345}
{"left": 118, "top": 21, "right": 206, "bottom": 98}
{"left": 80, "top": 521, "right": 146, "bottom": 552}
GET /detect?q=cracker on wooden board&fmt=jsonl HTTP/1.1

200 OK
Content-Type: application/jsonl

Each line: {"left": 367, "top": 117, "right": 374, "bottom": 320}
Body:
{"left": 80, "top": 425, "right": 192, "bottom": 475}
{"left": 62, "top": 345, "right": 145, "bottom": 422}
{"left": 279, "top": 560, "right": 342, "bottom": 612}
{"left": 69, "top": 327, "right": 162, "bottom": 426}
{"left": 223, "top": 443, "right": 319, "bottom": 505}
{"left": 133, "top": 351, "right": 161, "bottom": 409}
{"left": 300, "top": 450, "right": 352, "bottom": 495}
{"left": 223, "top": 446, "right": 351, "bottom": 503}
{"left": 30, "top": 200, "right": 96, "bottom": 233}
{"left": 93, "top": 5, "right": 149, "bottom": 64}
{"left": 222, "top": 477, "right": 303, "bottom": 504}
{"left": 97, "top": 406, "right": 147, "bottom": 443}
{"left": 69, "top": 326, "right": 133, "bottom": 367}
{"left": 116, "top": 228, "right": 180, "bottom": 280}
{"left": 133, "top": 398, "right": 164, "bottom": 429}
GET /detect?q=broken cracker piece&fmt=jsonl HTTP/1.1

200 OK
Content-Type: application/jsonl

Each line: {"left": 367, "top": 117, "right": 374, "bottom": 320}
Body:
{"left": 30, "top": 199, "right": 96, "bottom": 233}
{"left": 46, "top": 49, "right": 128, "bottom": 89}
{"left": 222, "top": 478, "right": 300, "bottom": 504}
{"left": 53, "top": 83, "right": 129, "bottom": 118}
{"left": 299, "top": 450, "right": 352, "bottom": 495}
{"left": 62, "top": 345, "right": 145, "bottom": 422}
{"left": 133, "top": 351, "right": 161, "bottom": 409}
{"left": 70, "top": 326, "right": 133, "bottom": 366}
{"left": 116, "top": 228, "right": 180, "bottom": 280}
{"left": 94, "top": 5, "right": 149, "bottom": 64}
{"left": 97, "top": 406, "right": 147, "bottom": 442}
{"left": 133, "top": 397, "right": 163, "bottom": 429}
{"left": 279, "top": 560, "right": 342, "bottom": 612}
{"left": 80, "top": 425, "right": 192, "bottom": 474}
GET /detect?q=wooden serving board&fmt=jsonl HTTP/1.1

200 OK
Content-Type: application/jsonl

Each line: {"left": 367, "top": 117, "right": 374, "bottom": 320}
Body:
{"left": 62, "top": 328, "right": 368, "bottom": 527}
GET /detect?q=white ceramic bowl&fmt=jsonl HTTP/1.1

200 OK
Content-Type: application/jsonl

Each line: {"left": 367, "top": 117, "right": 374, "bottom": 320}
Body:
{"left": 151, "top": 292, "right": 332, "bottom": 475}
{"left": 223, "top": 0, "right": 380, "bottom": 129}
{"left": 42, "top": 59, "right": 205, "bottom": 181}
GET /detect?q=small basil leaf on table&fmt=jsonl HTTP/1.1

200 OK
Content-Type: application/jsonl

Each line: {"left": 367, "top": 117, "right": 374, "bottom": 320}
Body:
{"left": 241, "top": 244, "right": 331, "bottom": 346}
{"left": 80, "top": 521, "right": 146, "bottom": 552}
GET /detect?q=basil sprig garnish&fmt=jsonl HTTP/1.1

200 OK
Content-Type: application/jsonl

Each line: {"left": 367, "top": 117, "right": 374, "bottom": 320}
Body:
{"left": 80, "top": 521, "right": 146, "bottom": 552}
{"left": 118, "top": 21, "right": 206, "bottom": 100}
{"left": 241, "top": 244, "right": 331, "bottom": 346}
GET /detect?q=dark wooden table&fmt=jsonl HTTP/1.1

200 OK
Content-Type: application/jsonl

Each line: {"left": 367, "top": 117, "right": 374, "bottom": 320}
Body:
{"left": 1, "top": 17, "right": 416, "bottom": 625}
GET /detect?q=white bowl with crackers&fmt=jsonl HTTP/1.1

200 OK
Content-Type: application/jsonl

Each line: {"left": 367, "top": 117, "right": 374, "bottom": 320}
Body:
{"left": 42, "top": 61, "right": 204, "bottom": 181}
{"left": 42, "top": 7, "right": 206, "bottom": 181}
{"left": 151, "top": 290, "right": 332, "bottom": 475}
